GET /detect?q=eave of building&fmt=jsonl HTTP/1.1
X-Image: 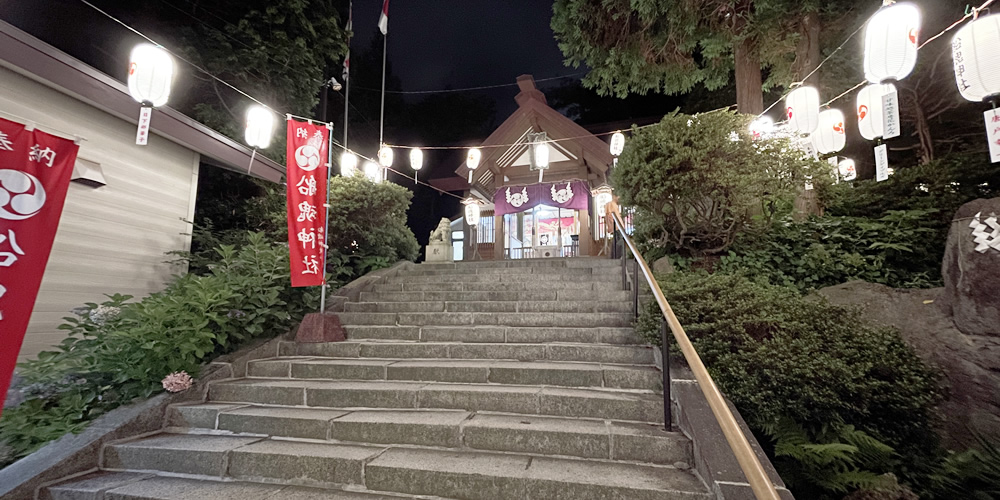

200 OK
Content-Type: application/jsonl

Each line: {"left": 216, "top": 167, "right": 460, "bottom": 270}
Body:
{"left": 0, "top": 20, "right": 284, "bottom": 183}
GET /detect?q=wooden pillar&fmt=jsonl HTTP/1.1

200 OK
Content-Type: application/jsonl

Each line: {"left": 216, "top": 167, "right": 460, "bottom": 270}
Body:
{"left": 493, "top": 212, "right": 504, "bottom": 260}
{"left": 462, "top": 214, "right": 472, "bottom": 261}
{"left": 579, "top": 206, "right": 591, "bottom": 257}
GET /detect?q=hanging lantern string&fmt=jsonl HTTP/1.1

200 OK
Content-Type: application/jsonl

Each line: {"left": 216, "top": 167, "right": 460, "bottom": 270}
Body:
{"left": 822, "top": 81, "right": 869, "bottom": 107}
{"left": 919, "top": 0, "right": 995, "bottom": 48}
{"left": 327, "top": 137, "right": 467, "bottom": 200}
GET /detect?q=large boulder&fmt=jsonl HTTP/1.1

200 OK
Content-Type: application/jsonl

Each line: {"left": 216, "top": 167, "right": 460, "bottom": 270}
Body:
{"left": 940, "top": 198, "right": 1000, "bottom": 337}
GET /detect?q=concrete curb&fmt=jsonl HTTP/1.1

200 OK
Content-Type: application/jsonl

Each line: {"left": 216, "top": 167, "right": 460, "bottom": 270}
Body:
{"left": 0, "top": 261, "right": 413, "bottom": 500}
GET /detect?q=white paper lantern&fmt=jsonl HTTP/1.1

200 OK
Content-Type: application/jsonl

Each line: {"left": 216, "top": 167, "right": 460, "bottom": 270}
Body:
{"left": 340, "top": 152, "right": 358, "bottom": 177}
{"left": 811, "top": 109, "right": 847, "bottom": 154}
{"left": 857, "top": 83, "right": 897, "bottom": 140}
{"left": 409, "top": 148, "right": 423, "bottom": 171}
{"left": 244, "top": 105, "right": 274, "bottom": 149}
{"left": 533, "top": 142, "right": 550, "bottom": 169}
{"left": 128, "top": 44, "right": 174, "bottom": 107}
{"left": 952, "top": 14, "right": 1000, "bottom": 102}
{"left": 464, "top": 202, "right": 481, "bottom": 226}
{"left": 749, "top": 116, "right": 775, "bottom": 139}
{"left": 785, "top": 86, "right": 821, "bottom": 134}
{"left": 378, "top": 146, "right": 393, "bottom": 168}
{"left": 864, "top": 2, "right": 921, "bottom": 83}
{"left": 363, "top": 161, "right": 381, "bottom": 183}
{"left": 838, "top": 159, "right": 858, "bottom": 181}
{"left": 466, "top": 148, "right": 482, "bottom": 170}
{"left": 609, "top": 131, "right": 625, "bottom": 156}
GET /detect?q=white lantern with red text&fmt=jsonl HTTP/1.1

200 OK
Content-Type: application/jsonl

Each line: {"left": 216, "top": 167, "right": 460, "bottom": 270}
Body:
{"left": 466, "top": 148, "right": 482, "bottom": 183}
{"left": 128, "top": 44, "right": 174, "bottom": 107}
{"left": 378, "top": 146, "right": 393, "bottom": 167}
{"left": 363, "top": 161, "right": 381, "bottom": 183}
{"left": 864, "top": 2, "right": 921, "bottom": 83}
{"left": 409, "top": 148, "right": 423, "bottom": 171}
{"left": 464, "top": 202, "right": 481, "bottom": 227}
{"left": 785, "top": 86, "right": 821, "bottom": 134}
{"left": 952, "top": 14, "right": 1000, "bottom": 102}
{"left": 838, "top": 159, "right": 858, "bottom": 181}
{"left": 244, "top": 105, "right": 274, "bottom": 149}
{"left": 749, "top": 116, "right": 775, "bottom": 140}
{"left": 340, "top": 151, "right": 358, "bottom": 177}
{"left": 811, "top": 109, "right": 847, "bottom": 154}
{"left": 609, "top": 131, "right": 625, "bottom": 156}
{"left": 857, "top": 83, "right": 897, "bottom": 140}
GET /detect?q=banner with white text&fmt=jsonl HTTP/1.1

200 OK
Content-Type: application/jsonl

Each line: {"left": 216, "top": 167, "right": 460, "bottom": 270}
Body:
{"left": 285, "top": 119, "right": 329, "bottom": 287}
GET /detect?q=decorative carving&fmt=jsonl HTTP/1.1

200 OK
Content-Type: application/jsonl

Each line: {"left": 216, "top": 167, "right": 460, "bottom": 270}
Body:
{"left": 550, "top": 182, "right": 573, "bottom": 204}
{"left": 429, "top": 217, "right": 452, "bottom": 243}
{"left": 506, "top": 187, "right": 529, "bottom": 208}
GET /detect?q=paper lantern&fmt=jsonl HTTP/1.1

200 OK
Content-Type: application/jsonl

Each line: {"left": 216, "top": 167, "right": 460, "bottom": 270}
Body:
{"left": 244, "top": 105, "right": 274, "bottom": 149}
{"left": 838, "top": 159, "right": 858, "bottom": 181}
{"left": 409, "top": 148, "right": 423, "bottom": 170}
{"left": 864, "top": 2, "right": 921, "bottom": 83}
{"left": 811, "top": 109, "right": 847, "bottom": 154}
{"left": 363, "top": 161, "right": 381, "bottom": 183}
{"left": 464, "top": 202, "right": 481, "bottom": 226}
{"left": 785, "top": 86, "right": 821, "bottom": 133}
{"left": 952, "top": 14, "right": 1000, "bottom": 102}
{"left": 128, "top": 44, "right": 174, "bottom": 107}
{"left": 466, "top": 148, "right": 482, "bottom": 170}
{"left": 533, "top": 142, "right": 550, "bottom": 169}
{"left": 749, "top": 116, "right": 774, "bottom": 139}
{"left": 340, "top": 152, "right": 358, "bottom": 177}
{"left": 857, "top": 83, "right": 897, "bottom": 140}
{"left": 609, "top": 131, "right": 625, "bottom": 156}
{"left": 378, "top": 146, "right": 393, "bottom": 168}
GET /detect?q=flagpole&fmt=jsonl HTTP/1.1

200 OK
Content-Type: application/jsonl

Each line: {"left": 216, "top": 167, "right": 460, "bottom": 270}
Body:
{"left": 320, "top": 124, "right": 333, "bottom": 313}
{"left": 379, "top": 32, "right": 386, "bottom": 156}
{"left": 343, "top": 0, "right": 351, "bottom": 150}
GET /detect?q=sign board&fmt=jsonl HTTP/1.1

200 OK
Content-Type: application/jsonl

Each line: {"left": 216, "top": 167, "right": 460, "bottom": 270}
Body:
{"left": 875, "top": 144, "right": 890, "bottom": 182}
{"left": 882, "top": 90, "right": 900, "bottom": 140}
{"left": 985, "top": 109, "right": 1000, "bottom": 163}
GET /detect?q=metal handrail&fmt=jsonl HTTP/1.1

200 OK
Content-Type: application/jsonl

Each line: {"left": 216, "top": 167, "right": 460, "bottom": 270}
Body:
{"left": 610, "top": 210, "right": 782, "bottom": 500}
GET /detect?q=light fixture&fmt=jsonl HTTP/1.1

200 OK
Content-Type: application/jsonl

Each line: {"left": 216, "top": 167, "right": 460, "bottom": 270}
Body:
{"left": 127, "top": 43, "right": 174, "bottom": 145}
{"left": 609, "top": 131, "right": 625, "bottom": 156}
{"left": 856, "top": 83, "right": 897, "bottom": 140}
{"left": 463, "top": 199, "right": 481, "bottom": 226}
{"left": 953, "top": 13, "right": 1000, "bottom": 102}
{"left": 329, "top": 77, "right": 343, "bottom": 92}
{"left": 466, "top": 148, "right": 482, "bottom": 183}
{"left": 838, "top": 159, "right": 858, "bottom": 181}
{"left": 592, "top": 184, "right": 614, "bottom": 217}
{"left": 864, "top": 2, "right": 921, "bottom": 83}
{"left": 244, "top": 105, "right": 275, "bottom": 149}
{"left": 409, "top": 148, "right": 423, "bottom": 171}
{"left": 363, "top": 161, "right": 381, "bottom": 183}
{"left": 340, "top": 151, "right": 358, "bottom": 177}
{"left": 378, "top": 146, "right": 393, "bottom": 167}
{"left": 785, "top": 86, "right": 821, "bottom": 134}
{"left": 749, "top": 116, "right": 774, "bottom": 139}
{"left": 812, "top": 108, "right": 846, "bottom": 154}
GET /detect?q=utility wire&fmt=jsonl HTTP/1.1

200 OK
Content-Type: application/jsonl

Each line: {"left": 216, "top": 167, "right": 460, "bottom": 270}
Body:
{"left": 352, "top": 73, "right": 585, "bottom": 95}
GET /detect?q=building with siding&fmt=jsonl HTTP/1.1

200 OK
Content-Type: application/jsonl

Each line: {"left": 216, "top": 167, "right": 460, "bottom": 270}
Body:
{"left": 0, "top": 21, "right": 284, "bottom": 360}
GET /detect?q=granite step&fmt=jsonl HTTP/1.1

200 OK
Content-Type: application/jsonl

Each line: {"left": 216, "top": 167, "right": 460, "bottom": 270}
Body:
{"left": 370, "top": 281, "right": 621, "bottom": 292}
{"left": 283, "top": 340, "right": 656, "bottom": 365}
{"left": 167, "top": 405, "right": 688, "bottom": 465}
{"left": 207, "top": 379, "right": 665, "bottom": 423}
{"left": 387, "top": 273, "right": 620, "bottom": 284}
{"left": 335, "top": 312, "right": 634, "bottom": 328}
{"left": 246, "top": 358, "right": 661, "bottom": 391}
{"left": 417, "top": 258, "right": 621, "bottom": 270}
{"left": 340, "top": 325, "right": 642, "bottom": 345}
{"left": 357, "top": 290, "right": 631, "bottom": 303}
{"left": 404, "top": 266, "right": 621, "bottom": 277}
{"left": 343, "top": 300, "right": 632, "bottom": 314}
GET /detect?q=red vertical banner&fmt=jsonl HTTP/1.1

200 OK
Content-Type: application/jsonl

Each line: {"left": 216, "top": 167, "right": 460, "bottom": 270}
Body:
{"left": 0, "top": 117, "right": 79, "bottom": 416}
{"left": 286, "top": 119, "right": 329, "bottom": 287}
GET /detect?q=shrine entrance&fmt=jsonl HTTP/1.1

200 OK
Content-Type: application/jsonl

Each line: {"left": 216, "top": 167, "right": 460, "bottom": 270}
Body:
{"left": 503, "top": 204, "right": 583, "bottom": 259}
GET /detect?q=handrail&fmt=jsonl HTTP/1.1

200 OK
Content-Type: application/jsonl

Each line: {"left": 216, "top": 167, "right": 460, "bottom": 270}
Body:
{"left": 610, "top": 210, "right": 782, "bottom": 500}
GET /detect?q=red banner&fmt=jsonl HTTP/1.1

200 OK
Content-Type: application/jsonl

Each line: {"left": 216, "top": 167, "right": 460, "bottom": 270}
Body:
{"left": 0, "top": 117, "right": 79, "bottom": 415}
{"left": 286, "top": 119, "right": 329, "bottom": 287}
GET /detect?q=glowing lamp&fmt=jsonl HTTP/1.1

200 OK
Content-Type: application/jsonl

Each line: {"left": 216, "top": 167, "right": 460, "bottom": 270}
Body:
{"left": 749, "top": 116, "right": 775, "bottom": 139}
{"left": 952, "top": 14, "right": 1000, "bottom": 102}
{"left": 409, "top": 148, "right": 423, "bottom": 170}
{"left": 466, "top": 148, "right": 482, "bottom": 183}
{"left": 533, "top": 142, "right": 550, "bottom": 169}
{"left": 838, "top": 159, "right": 858, "bottom": 181}
{"left": 340, "top": 151, "right": 358, "bottom": 177}
{"left": 363, "top": 161, "right": 381, "bottom": 183}
{"left": 785, "top": 86, "right": 821, "bottom": 134}
{"left": 378, "top": 146, "right": 393, "bottom": 167}
{"left": 609, "top": 131, "right": 625, "bottom": 156}
{"left": 856, "top": 83, "right": 897, "bottom": 140}
{"left": 464, "top": 202, "right": 481, "bottom": 226}
{"left": 864, "top": 2, "right": 921, "bottom": 83}
{"left": 244, "top": 105, "right": 274, "bottom": 149}
{"left": 812, "top": 109, "right": 847, "bottom": 154}
{"left": 128, "top": 44, "right": 174, "bottom": 107}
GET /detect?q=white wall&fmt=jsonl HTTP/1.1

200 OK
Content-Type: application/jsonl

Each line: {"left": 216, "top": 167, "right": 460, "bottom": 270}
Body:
{"left": 0, "top": 66, "right": 200, "bottom": 360}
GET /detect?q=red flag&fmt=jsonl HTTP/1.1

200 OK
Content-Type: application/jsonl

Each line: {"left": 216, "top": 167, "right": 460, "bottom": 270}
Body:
{"left": 286, "top": 119, "right": 329, "bottom": 287}
{"left": 0, "top": 117, "right": 79, "bottom": 417}
{"left": 378, "top": 0, "right": 389, "bottom": 35}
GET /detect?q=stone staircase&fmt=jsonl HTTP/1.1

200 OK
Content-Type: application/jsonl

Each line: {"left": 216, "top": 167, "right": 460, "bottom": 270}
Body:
{"left": 45, "top": 258, "right": 712, "bottom": 500}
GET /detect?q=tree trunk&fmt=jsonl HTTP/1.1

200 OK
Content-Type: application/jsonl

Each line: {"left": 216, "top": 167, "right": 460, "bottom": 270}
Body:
{"left": 734, "top": 37, "right": 764, "bottom": 114}
{"left": 913, "top": 95, "right": 935, "bottom": 164}
{"left": 799, "top": 11, "right": 822, "bottom": 87}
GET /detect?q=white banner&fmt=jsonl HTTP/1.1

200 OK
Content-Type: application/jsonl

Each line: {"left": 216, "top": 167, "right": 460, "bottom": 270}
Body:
{"left": 875, "top": 144, "right": 889, "bottom": 182}
{"left": 882, "top": 90, "right": 900, "bottom": 140}
{"left": 985, "top": 109, "right": 1000, "bottom": 164}
{"left": 135, "top": 106, "right": 152, "bottom": 146}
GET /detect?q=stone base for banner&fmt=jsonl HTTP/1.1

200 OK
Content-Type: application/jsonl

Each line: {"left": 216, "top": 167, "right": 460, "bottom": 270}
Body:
{"left": 295, "top": 312, "right": 346, "bottom": 343}
{"left": 425, "top": 242, "right": 454, "bottom": 262}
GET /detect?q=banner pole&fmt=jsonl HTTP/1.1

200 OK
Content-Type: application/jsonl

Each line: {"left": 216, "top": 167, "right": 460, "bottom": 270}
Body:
{"left": 320, "top": 125, "right": 333, "bottom": 313}
{"left": 379, "top": 32, "right": 387, "bottom": 148}
{"left": 344, "top": 1, "right": 352, "bottom": 150}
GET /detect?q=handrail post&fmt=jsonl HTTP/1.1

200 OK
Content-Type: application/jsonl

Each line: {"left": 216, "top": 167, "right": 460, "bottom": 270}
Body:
{"left": 632, "top": 258, "right": 639, "bottom": 319}
{"left": 661, "top": 317, "right": 672, "bottom": 432}
{"left": 621, "top": 243, "right": 628, "bottom": 291}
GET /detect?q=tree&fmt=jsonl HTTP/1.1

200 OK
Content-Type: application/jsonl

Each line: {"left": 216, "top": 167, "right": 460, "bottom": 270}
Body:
{"left": 612, "top": 110, "right": 826, "bottom": 255}
{"left": 327, "top": 174, "right": 419, "bottom": 263}
{"left": 550, "top": 0, "right": 870, "bottom": 113}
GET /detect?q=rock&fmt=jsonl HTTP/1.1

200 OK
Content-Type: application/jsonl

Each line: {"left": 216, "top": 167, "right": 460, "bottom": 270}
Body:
{"left": 818, "top": 281, "right": 1000, "bottom": 450}
{"left": 652, "top": 256, "right": 675, "bottom": 275}
{"left": 940, "top": 198, "right": 1000, "bottom": 337}
{"left": 294, "top": 312, "right": 346, "bottom": 343}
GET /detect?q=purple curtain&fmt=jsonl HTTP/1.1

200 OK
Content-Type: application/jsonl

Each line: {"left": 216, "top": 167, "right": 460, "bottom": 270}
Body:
{"left": 493, "top": 180, "right": 590, "bottom": 216}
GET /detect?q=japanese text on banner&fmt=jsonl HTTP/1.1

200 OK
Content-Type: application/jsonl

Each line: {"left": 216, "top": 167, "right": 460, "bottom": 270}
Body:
{"left": 285, "top": 119, "right": 329, "bottom": 287}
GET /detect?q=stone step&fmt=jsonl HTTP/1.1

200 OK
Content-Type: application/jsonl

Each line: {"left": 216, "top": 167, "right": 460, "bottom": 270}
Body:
{"left": 208, "top": 379, "right": 665, "bottom": 423}
{"left": 343, "top": 300, "right": 632, "bottom": 314}
{"left": 388, "top": 273, "right": 620, "bottom": 284}
{"left": 247, "top": 358, "right": 661, "bottom": 391}
{"left": 358, "top": 290, "right": 631, "bottom": 303}
{"left": 365, "top": 447, "right": 709, "bottom": 500}
{"left": 167, "top": 405, "right": 689, "bottom": 465}
{"left": 370, "top": 281, "right": 620, "bottom": 292}
{"left": 419, "top": 258, "right": 621, "bottom": 270}
{"left": 45, "top": 472, "right": 414, "bottom": 500}
{"left": 335, "top": 312, "right": 633, "bottom": 328}
{"left": 405, "top": 266, "right": 621, "bottom": 277}
{"left": 341, "top": 325, "right": 642, "bottom": 345}
{"left": 284, "top": 341, "right": 656, "bottom": 365}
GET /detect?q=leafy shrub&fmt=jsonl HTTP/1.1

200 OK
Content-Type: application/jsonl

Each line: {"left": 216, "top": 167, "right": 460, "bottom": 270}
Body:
{"left": 717, "top": 209, "right": 942, "bottom": 291}
{"left": 612, "top": 110, "right": 828, "bottom": 255}
{"left": 328, "top": 174, "right": 419, "bottom": 262}
{"left": 636, "top": 272, "right": 943, "bottom": 486}
{"left": 0, "top": 233, "right": 317, "bottom": 465}
{"left": 926, "top": 433, "right": 1000, "bottom": 500}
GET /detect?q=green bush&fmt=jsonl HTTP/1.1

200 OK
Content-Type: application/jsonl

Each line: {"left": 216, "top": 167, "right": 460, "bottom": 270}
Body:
{"left": 328, "top": 174, "right": 419, "bottom": 263}
{"left": 612, "top": 109, "right": 828, "bottom": 255}
{"left": 717, "top": 209, "right": 942, "bottom": 291}
{"left": 636, "top": 272, "right": 942, "bottom": 484}
{"left": 0, "top": 232, "right": 317, "bottom": 465}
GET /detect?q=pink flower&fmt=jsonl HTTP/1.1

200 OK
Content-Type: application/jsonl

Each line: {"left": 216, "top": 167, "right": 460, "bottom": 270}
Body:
{"left": 161, "top": 371, "right": 194, "bottom": 393}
